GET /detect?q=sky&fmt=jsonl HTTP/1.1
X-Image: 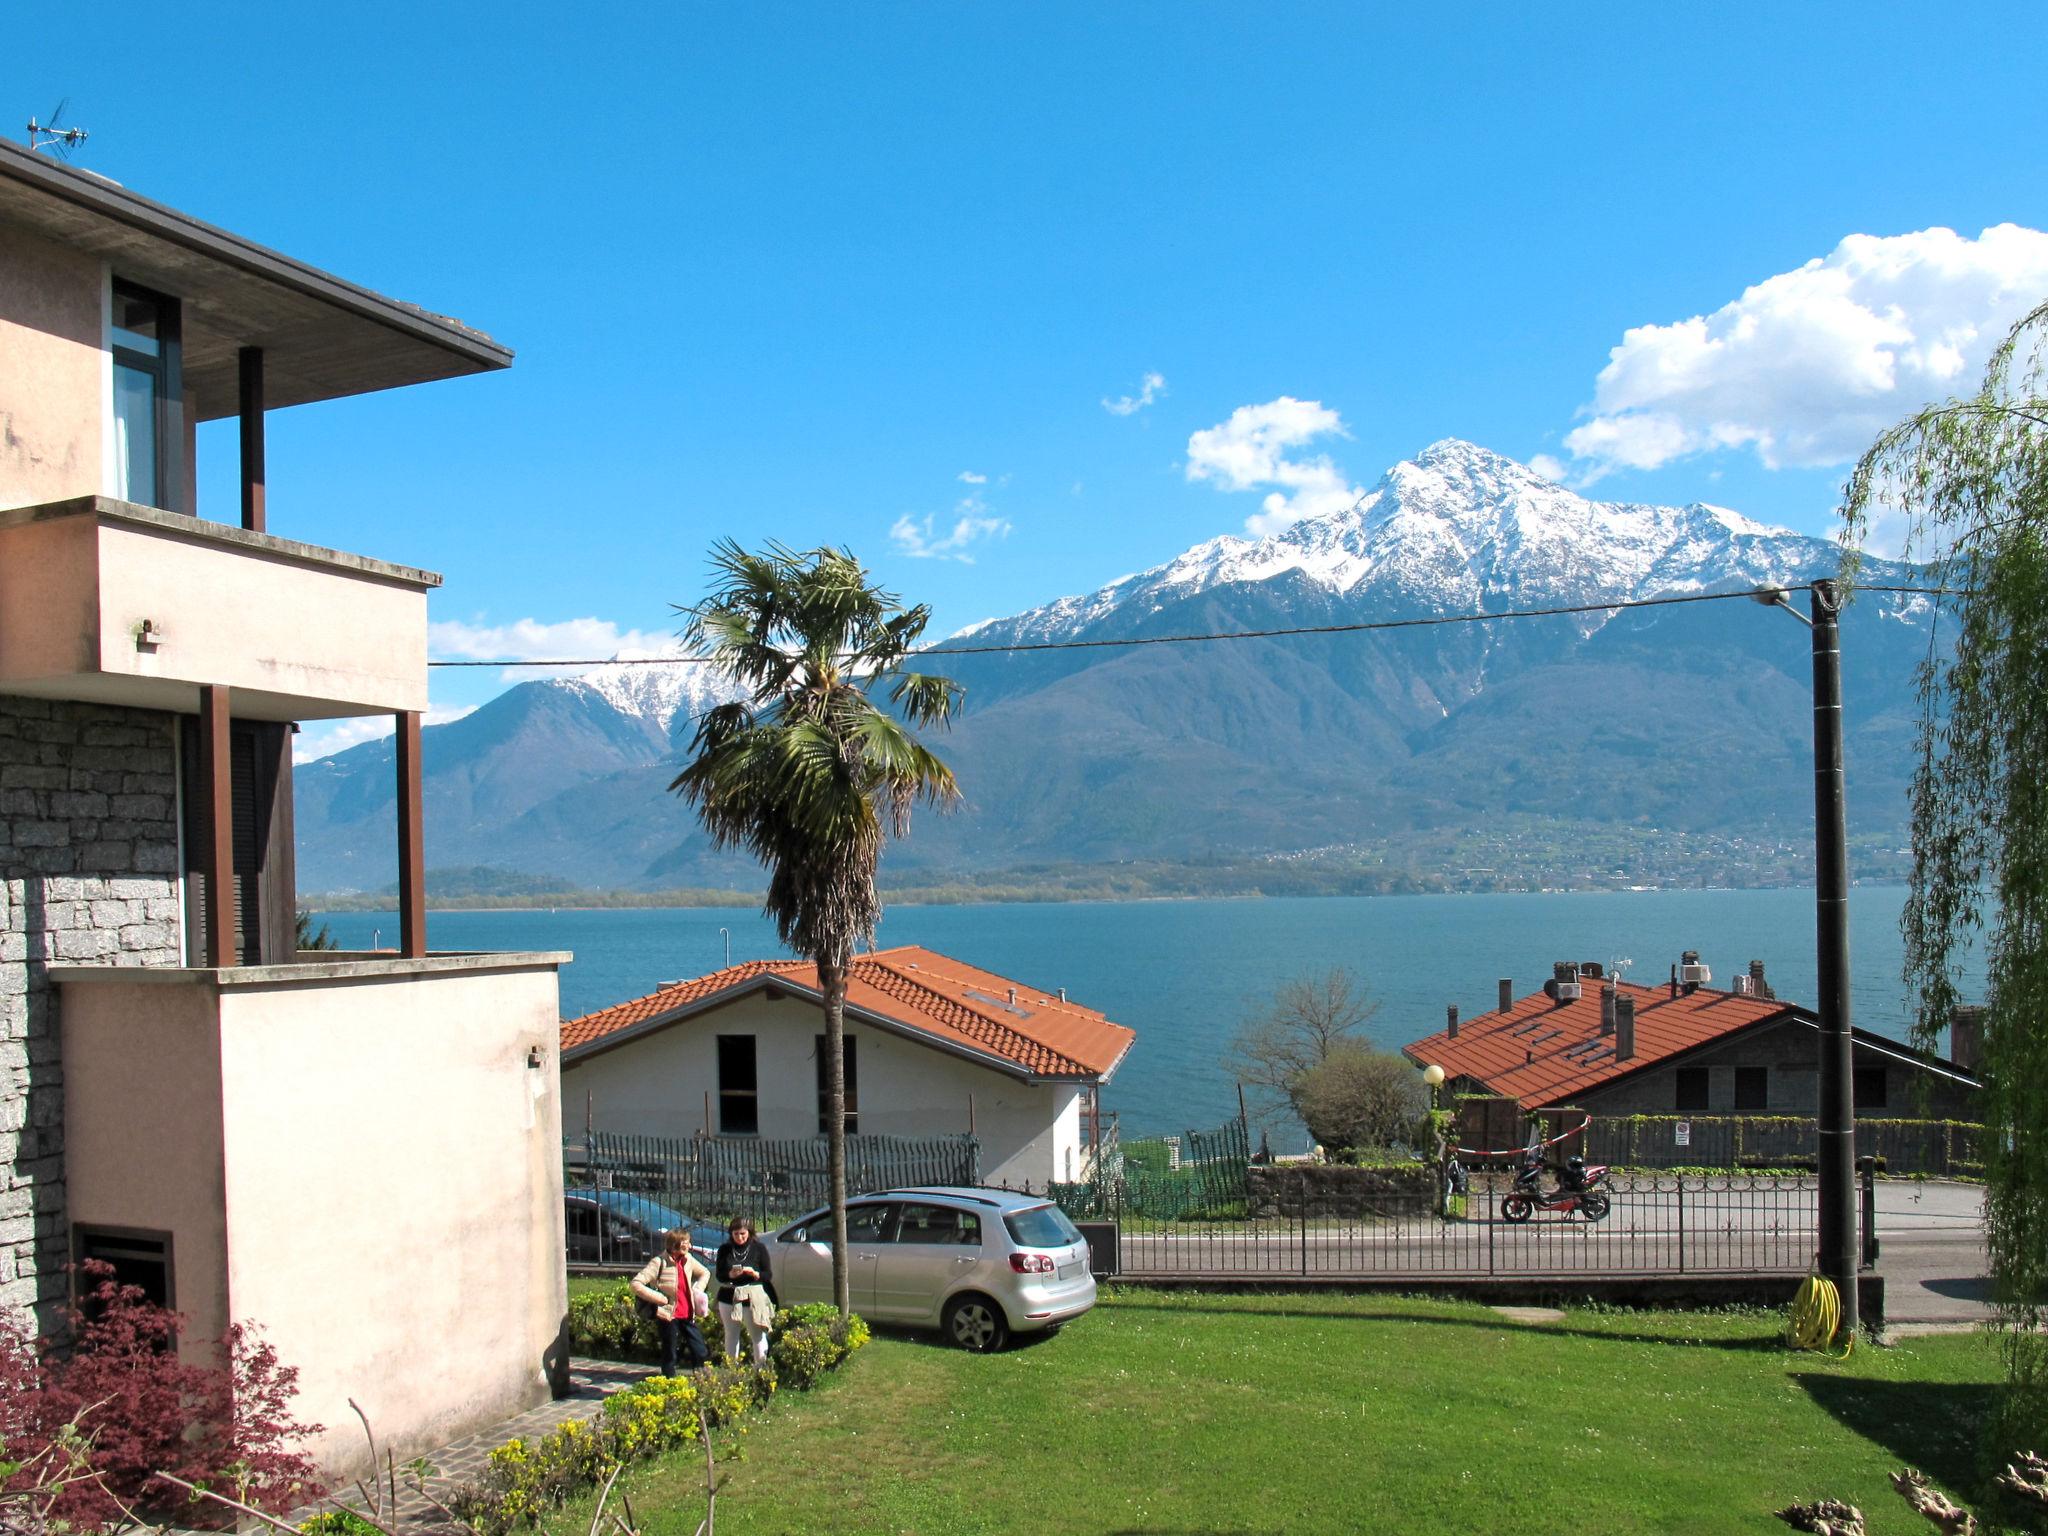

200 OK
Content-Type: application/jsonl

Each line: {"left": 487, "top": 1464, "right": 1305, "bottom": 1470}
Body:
{"left": 11, "top": 4, "right": 2047, "bottom": 758}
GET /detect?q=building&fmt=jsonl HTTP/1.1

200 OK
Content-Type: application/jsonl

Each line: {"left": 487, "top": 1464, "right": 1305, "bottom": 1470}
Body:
{"left": 1403, "top": 955, "right": 1980, "bottom": 1119}
{"left": 0, "top": 140, "right": 569, "bottom": 1474}
{"left": 561, "top": 947, "right": 1136, "bottom": 1188}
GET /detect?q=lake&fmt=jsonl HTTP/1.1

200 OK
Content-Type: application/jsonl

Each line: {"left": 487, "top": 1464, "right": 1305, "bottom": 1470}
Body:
{"left": 313, "top": 886, "right": 1949, "bottom": 1146}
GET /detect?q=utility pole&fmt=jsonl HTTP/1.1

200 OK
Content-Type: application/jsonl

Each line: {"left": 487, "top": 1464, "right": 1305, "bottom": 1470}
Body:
{"left": 1809, "top": 579, "right": 1859, "bottom": 1337}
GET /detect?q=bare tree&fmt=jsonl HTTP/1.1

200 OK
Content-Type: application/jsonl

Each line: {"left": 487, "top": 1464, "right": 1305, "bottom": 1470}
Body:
{"left": 1229, "top": 969, "right": 1380, "bottom": 1128}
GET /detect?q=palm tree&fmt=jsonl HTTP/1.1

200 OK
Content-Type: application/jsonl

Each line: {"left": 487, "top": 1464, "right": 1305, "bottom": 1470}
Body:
{"left": 672, "top": 540, "right": 962, "bottom": 1314}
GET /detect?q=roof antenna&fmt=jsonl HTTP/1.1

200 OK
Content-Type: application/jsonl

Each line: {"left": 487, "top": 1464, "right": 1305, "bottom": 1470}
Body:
{"left": 26, "top": 100, "right": 89, "bottom": 158}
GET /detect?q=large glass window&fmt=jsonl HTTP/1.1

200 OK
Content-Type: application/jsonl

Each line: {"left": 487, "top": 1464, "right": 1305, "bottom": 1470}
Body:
{"left": 717, "top": 1035, "right": 758, "bottom": 1134}
{"left": 109, "top": 281, "right": 182, "bottom": 511}
{"left": 815, "top": 1033, "right": 858, "bottom": 1135}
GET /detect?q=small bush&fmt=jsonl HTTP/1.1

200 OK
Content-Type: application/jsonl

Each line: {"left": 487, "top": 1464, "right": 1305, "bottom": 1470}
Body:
{"left": 455, "top": 1308, "right": 869, "bottom": 1532}
{"left": 565, "top": 1285, "right": 660, "bottom": 1364}
{"left": 299, "top": 1511, "right": 383, "bottom": 1536}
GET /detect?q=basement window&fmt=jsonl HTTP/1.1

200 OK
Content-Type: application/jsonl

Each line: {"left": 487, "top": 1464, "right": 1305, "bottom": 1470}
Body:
{"left": 717, "top": 1035, "right": 758, "bottom": 1135}
{"left": 73, "top": 1226, "right": 173, "bottom": 1313}
{"left": 1674, "top": 1068, "right": 1711, "bottom": 1113}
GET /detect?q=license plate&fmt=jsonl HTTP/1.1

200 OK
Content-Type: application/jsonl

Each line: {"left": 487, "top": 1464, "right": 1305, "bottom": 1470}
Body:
{"left": 1057, "top": 1261, "right": 1081, "bottom": 1280}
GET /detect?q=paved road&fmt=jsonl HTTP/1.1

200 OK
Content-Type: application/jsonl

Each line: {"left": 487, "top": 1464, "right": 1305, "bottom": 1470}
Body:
{"left": 1114, "top": 1178, "right": 1990, "bottom": 1321}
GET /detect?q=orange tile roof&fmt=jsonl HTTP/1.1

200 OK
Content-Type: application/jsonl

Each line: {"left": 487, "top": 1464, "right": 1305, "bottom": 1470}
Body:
{"left": 1402, "top": 976, "right": 1797, "bottom": 1108}
{"left": 560, "top": 945, "right": 1135, "bottom": 1081}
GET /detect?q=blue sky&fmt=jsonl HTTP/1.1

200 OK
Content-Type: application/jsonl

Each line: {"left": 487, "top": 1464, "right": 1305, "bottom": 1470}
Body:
{"left": 12, "top": 4, "right": 2047, "bottom": 754}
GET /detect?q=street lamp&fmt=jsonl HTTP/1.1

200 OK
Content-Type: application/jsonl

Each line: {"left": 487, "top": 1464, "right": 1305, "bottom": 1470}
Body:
{"left": 1754, "top": 580, "right": 1859, "bottom": 1339}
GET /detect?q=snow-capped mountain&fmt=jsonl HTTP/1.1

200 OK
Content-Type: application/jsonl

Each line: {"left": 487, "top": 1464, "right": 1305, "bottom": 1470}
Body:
{"left": 294, "top": 441, "right": 1933, "bottom": 896}
{"left": 972, "top": 440, "right": 1838, "bottom": 646}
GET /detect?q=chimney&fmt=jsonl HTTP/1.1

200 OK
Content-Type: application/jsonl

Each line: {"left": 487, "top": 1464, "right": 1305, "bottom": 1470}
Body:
{"left": 1580, "top": 961, "right": 1604, "bottom": 980}
{"left": 1599, "top": 979, "right": 1617, "bottom": 1037}
{"left": 1614, "top": 995, "right": 1637, "bottom": 1062}
{"left": 1950, "top": 1005, "right": 1984, "bottom": 1074}
{"left": 1447, "top": 1004, "right": 1460, "bottom": 1040}
{"left": 1057, "top": 987, "right": 1067, "bottom": 1002}
{"left": 1498, "top": 978, "right": 1513, "bottom": 1014}
{"left": 1669, "top": 964, "right": 1679, "bottom": 1000}
{"left": 1748, "top": 959, "right": 1774, "bottom": 1001}
{"left": 1007, "top": 987, "right": 1018, "bottom": 1005}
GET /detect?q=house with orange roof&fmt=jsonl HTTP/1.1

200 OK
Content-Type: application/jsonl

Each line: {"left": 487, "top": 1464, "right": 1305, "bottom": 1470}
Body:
{"left": 561, "top": 946, "right": 1136, "bottom": 1188}
{"left": 1402, "top": 954, "right": 1980, "bottom": 1120}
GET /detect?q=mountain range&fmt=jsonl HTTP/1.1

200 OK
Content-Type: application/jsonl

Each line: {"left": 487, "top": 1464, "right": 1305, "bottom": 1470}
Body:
{"left": 295, "top": 441, "right": 1934, "bottom": 898}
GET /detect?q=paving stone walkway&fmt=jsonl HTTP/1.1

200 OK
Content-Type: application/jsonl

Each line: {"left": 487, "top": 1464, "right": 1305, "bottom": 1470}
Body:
{"left": 299, "top": 1358, "right": 658, "bottom": 1531}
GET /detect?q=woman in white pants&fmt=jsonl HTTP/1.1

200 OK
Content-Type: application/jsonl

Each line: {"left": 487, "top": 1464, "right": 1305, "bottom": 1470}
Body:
{"left": 713, "top": 1215, "right": 776, "bottom": 1366}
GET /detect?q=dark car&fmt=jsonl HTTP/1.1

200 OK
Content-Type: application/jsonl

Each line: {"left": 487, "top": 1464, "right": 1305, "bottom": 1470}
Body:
{"left": 564, "top": 1188, "right": 724, "bottom": 1268}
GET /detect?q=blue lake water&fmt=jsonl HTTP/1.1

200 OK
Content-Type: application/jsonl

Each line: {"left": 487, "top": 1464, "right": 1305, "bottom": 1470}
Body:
{"left": 314, "top": 887, "right": 1946, "bottom": 1146}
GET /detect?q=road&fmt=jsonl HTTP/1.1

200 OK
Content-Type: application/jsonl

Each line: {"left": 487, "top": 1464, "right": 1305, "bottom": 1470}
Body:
{"left": 1112, "top": 1178, "right": 1989, "bottom": 1321}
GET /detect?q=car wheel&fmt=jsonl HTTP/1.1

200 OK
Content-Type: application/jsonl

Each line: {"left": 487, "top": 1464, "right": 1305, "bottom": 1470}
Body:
{"left": 944, "top": 1294, "right": 1010, "bottom": 1353}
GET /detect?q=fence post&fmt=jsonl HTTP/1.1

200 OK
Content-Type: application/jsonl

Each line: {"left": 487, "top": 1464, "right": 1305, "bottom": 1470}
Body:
{"left": 1298, "top": 1169, "right": 1308, "bottom": 1277}
{"left": 1487, "top": 1176, "right": 1496, "bottom": 1276}
{"left": 1676, "top": 1176, "right": 1686, "bottom": 1273}
{"left": 1858, "top": 1155, "right": 1879, "bottom": 1270}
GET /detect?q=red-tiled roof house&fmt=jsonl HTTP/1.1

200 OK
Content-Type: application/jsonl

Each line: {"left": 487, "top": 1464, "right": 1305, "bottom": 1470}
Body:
{"left": 562, "top": 946, "right": 1136, "bottom": 1188}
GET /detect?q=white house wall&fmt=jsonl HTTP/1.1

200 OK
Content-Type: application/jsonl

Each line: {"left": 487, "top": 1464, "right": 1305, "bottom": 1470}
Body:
{"left": 566, "top": 990, "right": 1080, "bottom": 1189}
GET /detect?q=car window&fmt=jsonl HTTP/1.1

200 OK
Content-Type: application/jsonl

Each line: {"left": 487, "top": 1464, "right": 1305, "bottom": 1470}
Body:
{"left": 565, "top": 1204, "right": 599, "bottom": 1240}
{"left": 1003, "top": 1203, "right": 1083, "bottom": 1248}
{"left": 847, "top": 1203, "right": 897, "bottom": 1244}
{"left": 896, "top": 1203, "right": 981, "bottom": 1246}
{"left": 780, "top": 1209, "right": 831, "bottom": 1244}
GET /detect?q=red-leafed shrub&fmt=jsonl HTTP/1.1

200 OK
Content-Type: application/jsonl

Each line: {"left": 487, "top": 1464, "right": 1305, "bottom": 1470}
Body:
{"left": 0, "top": 1263, "right": 323, "bottom": 1530}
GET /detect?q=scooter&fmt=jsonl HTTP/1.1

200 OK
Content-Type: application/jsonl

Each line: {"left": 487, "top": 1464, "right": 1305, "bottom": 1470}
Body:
{"left": 1500, "top": 1149, "right": 1611, "bottom": 1223}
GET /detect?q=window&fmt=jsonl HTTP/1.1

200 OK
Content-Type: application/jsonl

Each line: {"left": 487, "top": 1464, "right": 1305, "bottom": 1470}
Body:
{"left": 1674, "top": 1067, "right": 1711, "bottom": 1112}
{"left": 717, "top": 1035, "right": 758, "bottom": 1134}
{"left": 74, "top": 1226, "right": 172, "bottom": 1312}
{"left": 180, "top": 718, "right": 296, "bottom": 965}
{"left": 1854, "top": 1066, "right": 1888, "bottom": 1110}
{"left": 109, "top": 280, "right": 184, "bottom": 511}
{"left": 816, "top": 1033, "right": 858, "bottom": 1135}
{"left": 1003, "top": 1204, "right": 1083, "bottom": 1248}
{"left": 897, "top": 1203, "right": 982, "bottom": 1247}
{"left": 846, "top": 1203, "right": 896, "bottom": 1244}
{"left": 1734, "top": 1067, "right": 1769, "bottom": 1112}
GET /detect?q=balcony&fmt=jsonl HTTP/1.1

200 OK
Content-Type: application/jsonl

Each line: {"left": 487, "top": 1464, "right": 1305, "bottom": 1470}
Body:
{"left": 52, "top": 949, "right": 571, "bottom": 1477}
{"left": 0, "top": 495, "right": 436, "bottom": 720}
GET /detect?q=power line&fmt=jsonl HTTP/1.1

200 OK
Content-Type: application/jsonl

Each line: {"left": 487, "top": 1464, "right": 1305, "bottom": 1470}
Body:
{"left": 424, "top": 582, "right": 1964, "bottom": 668}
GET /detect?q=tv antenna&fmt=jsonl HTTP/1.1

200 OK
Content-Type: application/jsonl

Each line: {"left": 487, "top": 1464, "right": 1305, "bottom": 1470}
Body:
{"left": 26, "top": 101, "right": 89, "bottom": 158}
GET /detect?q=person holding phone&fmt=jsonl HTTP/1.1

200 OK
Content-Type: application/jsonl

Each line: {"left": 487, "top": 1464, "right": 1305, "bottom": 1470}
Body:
{"left": 630, "top": 1229, "right": 711, "bottom": 1377}
{"left": 714, "top": 1215, "right": 777, "bottom": 1366}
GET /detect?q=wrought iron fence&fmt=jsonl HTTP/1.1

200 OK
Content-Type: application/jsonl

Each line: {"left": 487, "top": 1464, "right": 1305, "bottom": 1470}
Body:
{"left": 568, "top": 1131, "right": 981, "bottom": 1233}
{"left": 1071, "top": 1169, "right": 1825, "bottom": 1278}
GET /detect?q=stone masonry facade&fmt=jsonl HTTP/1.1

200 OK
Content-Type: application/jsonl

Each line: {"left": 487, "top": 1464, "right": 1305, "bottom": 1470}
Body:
{"left": 1, "top": 695, "right": 183, "bottom": 1330}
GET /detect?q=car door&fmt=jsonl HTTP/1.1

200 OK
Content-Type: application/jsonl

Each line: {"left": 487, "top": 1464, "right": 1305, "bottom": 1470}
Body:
{"left": 774, "top": 1202, "right": 893, "bottom": 1314}
{"left": 873, "top": 1201, "right": 984, "bottom": 1323}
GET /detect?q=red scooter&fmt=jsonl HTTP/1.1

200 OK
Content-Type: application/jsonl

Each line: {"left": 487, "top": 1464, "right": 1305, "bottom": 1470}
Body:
{"left": 1500, "top": 1148, "right": 1611, "bottom": 1223}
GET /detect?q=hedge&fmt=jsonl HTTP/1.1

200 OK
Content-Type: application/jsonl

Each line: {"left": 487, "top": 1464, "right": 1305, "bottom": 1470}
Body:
{"left": 440, "top": 1302, "right": 868, "bottom": 1536}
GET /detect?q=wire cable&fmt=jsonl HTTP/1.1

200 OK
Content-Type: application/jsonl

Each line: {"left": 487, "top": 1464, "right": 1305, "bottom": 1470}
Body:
{"left": 426, "top": 583, "right": 1966, "bottom": 669}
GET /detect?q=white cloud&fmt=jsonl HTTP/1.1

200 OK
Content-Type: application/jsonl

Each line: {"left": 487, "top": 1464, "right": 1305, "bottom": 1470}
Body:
{"left": 957, "top": 470, "right": 987, "bottom": 484}
{"left": 1563, "top": 224, "right": 2048, "bottom": 478}
{"left": 1102, "top": 370, "right": 1166, "bottom": 416}
{"left": 1185, "top": 395, "right": 1365, "bottom": 537}
{"left": 294, "top": 705, "right": 477, "bottom": 764}
{"left": 1527, "top": 453, "right": 1569, "bottom": 484}
{"left": 890, "top": 493, "right": 1012, "bottom": 563}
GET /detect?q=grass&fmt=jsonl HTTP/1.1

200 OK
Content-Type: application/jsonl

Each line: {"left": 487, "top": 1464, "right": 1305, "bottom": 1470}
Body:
{"left": 552, "top": 1288, "right": 2022, "bottom": 1536}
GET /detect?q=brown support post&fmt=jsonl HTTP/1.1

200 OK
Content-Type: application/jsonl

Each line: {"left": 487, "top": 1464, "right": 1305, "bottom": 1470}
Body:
{"left": 238, "top": 347, "right": 266, "bottom": 532}
{"left": 198, "top": 685, "right": 235, "bottom": 967}
{"left": 395, "top": 710, "right": 426, "bottom": 958}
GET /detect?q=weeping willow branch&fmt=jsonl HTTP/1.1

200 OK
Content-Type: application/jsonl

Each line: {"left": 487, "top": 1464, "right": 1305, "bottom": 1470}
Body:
{"left": 1840, "top": 297, "right": 2048, "bottom": 1413}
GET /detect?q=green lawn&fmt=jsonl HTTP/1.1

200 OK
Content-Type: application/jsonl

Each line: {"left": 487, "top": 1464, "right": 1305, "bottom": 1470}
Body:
{"left": 551, "top": 1289, "right": 2021, "bottom": 1535}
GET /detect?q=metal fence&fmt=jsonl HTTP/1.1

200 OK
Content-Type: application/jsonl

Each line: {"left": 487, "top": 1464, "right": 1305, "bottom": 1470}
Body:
{"left": 1581, "top": 1115, "right": 1984, "bottom": 1177}
{"left": 1054, "top": 1115, "right": 1252, "bottom": 1220}
{"left": 570, "top": 1131, "right": 981, "bottom": 1228}
{"left": 1081, "top": 1170, "right": 1825, "bottom": 1279}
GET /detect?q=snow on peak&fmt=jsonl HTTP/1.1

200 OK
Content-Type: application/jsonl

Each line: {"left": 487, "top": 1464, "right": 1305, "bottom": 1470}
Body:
{"left": 562, "top": 645, "right": 736, "bottom": 732}
{"left": 1700, "top": 503, "right": 1793, "bottom": 539}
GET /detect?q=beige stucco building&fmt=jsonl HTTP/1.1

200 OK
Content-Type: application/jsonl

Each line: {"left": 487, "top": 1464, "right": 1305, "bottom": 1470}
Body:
{"left": 561, "top": 947, "right": 1135, "bottom": 1190}
{"left": 0, "top": 139, "right": 568, "bottom": 1477}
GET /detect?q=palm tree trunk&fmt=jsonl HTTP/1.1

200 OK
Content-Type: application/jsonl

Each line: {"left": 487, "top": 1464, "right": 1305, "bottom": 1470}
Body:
{"left": 820, "top": 952, "right": 852, "bottom": 1316}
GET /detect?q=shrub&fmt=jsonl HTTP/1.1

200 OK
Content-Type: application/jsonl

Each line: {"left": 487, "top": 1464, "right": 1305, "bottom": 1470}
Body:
{"left": 565, "top": 1285, "right": 660, "bottom": 1364}
{"left": 455, "top": 1309, "right": 869, "bottom": 1532}
{"left": 298, "top": 1511, "right": 383, "bottom": 1536}
{"left": 1296, "top": 1045, "right": 1427, "bottom": 1156}
{"left": 0, "top": 1263, "right": 322, "bottom": 1530}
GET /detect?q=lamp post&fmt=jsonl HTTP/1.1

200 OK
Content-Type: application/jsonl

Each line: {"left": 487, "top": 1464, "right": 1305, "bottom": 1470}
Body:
{"left": 1422, "top": 1063, "right": 1448, "bottom": 1215}
{"left": 1752, "top": 579, "right": 1859, "bottom": 1338}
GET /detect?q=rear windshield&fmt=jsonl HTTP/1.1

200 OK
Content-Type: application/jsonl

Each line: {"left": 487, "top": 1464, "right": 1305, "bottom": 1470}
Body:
{"left": 1004, "top": 1204, "right": 1083, "bottom": 1248}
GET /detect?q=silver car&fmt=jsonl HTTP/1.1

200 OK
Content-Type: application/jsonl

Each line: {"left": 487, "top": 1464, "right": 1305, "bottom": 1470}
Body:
{"left": 770, "top": 1186, "right": 1097, "bottom": 1351}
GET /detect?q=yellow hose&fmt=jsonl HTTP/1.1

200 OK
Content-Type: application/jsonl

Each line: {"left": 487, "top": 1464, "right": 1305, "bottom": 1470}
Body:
{"left": 1787, "top": 1274, "right": 1852, "bottom": 1356}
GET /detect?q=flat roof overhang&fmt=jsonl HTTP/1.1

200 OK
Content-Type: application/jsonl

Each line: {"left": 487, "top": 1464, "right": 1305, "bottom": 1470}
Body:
{"left": 0, "top": 140, "right": 512, "bottom": 418}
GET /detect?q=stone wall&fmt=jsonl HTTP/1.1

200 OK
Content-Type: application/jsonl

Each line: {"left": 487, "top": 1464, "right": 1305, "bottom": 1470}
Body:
{"left": 1, "top": 696, "right": 182, "bottom": 1329}
{"left": 1247, "top": 1162, "right": 1436, "bottom": 1219}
